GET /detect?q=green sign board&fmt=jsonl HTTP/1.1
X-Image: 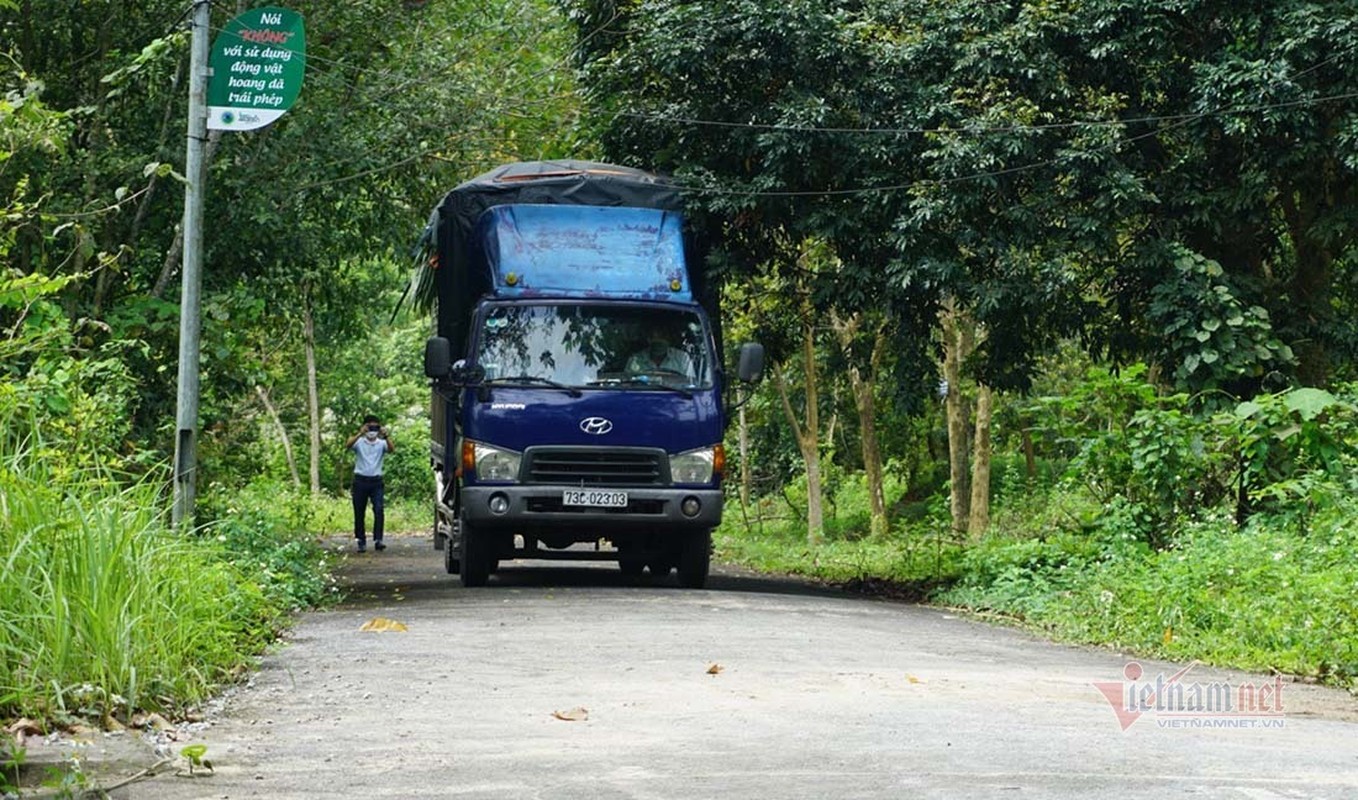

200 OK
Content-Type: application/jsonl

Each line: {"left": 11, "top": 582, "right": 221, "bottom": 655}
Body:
{"left": 207, "top": 7, "right": 306, "bottom": 131}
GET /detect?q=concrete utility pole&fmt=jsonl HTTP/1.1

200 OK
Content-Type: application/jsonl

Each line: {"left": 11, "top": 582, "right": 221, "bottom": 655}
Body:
{"left": 172, "top": 0, "right": 211, "bottom": 528}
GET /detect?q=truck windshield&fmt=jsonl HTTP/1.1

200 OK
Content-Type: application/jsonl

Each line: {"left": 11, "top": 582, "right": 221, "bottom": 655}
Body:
{"left": 476, "top": 304, "right": 714, "bottom": 391}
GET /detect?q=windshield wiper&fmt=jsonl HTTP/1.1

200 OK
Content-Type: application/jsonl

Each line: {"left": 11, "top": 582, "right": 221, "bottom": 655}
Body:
{"left": 587, "top": 376, "right": 693, "bottom": 399}
{"left": 486, "top": 375, "right": 582, "bottom": 397}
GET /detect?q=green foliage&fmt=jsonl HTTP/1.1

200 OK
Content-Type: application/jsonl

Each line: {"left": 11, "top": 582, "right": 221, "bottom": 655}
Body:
{"left": 1224, "top": 384, "right": 1358, "bottom": 518}
{"left": 199, "top": 481, "right": 339, "bottom": 614}
{"left": 1076, "top": 395, "right": 1234, "bottom": 544}
{"left": 576, "top": 0, "right": 1358, "bottom": 389}
{"left": 1148, "top": 248, "right": 1294, "bottom": 393}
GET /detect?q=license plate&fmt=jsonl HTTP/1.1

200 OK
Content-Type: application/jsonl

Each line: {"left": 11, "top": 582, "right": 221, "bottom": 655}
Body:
{"left": 562, "top": 489, "right": 628, "bottom": 508}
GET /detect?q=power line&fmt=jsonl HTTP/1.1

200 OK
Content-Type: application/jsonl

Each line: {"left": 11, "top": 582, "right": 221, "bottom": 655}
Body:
{"left": 293, "top": 87, "right": 1357, "bottom": 201}
{"left": 621, "top": 90, "right": 1358, "bottom": 138}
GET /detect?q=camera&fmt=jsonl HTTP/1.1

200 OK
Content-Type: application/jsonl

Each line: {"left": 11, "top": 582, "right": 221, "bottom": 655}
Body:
{"left": 367, "top": 423, "right": 381, "bottom": 432}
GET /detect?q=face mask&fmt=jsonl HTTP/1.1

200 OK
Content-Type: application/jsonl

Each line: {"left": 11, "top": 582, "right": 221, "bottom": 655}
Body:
{"left": 365, "top": 431, "right": 379, "bottom": 441}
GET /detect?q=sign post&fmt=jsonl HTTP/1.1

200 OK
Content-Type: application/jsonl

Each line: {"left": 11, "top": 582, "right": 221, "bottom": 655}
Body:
{"left": 173, "top": 4, "right": 305, "bottom": 528}
{"left": 172, "top": 0, "right": 212, "bottom": 529}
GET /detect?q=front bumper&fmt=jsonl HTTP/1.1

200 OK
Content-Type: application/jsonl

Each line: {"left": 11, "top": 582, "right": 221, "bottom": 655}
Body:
{"left": 461, "top": 485, "right": 722, "bottom": 531}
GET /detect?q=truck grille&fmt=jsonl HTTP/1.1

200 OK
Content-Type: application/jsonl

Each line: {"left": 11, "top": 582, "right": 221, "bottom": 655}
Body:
{"left": 524, "top": 447, "right": 665, "bottom": 486}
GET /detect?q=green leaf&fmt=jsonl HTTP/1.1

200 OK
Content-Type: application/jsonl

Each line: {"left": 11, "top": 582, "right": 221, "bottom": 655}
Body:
{"left": 1283, "top": 388, "right": 1337, "bottom": 421}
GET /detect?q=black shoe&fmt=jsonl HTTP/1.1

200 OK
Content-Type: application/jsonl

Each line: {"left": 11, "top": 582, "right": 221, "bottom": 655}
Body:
{"left": 374, "top": 541, "right": 386, "bottom": 551}
{"left": 356, "top": 542, "right": 366, "bottom": 553}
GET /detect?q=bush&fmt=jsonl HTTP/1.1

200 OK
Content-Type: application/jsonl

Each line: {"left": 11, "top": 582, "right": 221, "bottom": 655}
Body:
{"left": 935, "top": 493, "right": 1358, "bottom": 688}
{"left": 199, "top": 480, "right": 339, "bottom": 613}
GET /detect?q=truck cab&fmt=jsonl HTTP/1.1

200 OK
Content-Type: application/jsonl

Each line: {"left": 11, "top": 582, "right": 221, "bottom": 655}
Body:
{"left": 422, "top": 162, "right": 762, "bottom": 587}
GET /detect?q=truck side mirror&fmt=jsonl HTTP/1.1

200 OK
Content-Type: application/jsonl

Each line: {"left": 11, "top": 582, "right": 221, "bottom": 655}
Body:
{"left": 736, "top": 342, "right": 765, "bottom": 383}
{"left": 424, "top": 336, "right": 452, "bottom": 379}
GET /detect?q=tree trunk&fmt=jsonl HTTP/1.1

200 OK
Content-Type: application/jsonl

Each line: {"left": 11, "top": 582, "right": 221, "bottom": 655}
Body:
{"left": 968, "top": 384, "right": 993, "bottom": 538}
{"left": 831, "top": 311, "right": 889, "bottom": 538}
{"left": 1280, "top": 189, "right": 1334, "bottom": 386}
{"left": 941, "top": 300, "right": 971, "bottom": 535}
{"left": 800, "top": 332, "right": 823, "bottom": 544}
{"left": 303, "top": 294, "right": 321, "bottom": 496}
{"left": 151, "top": 131, "right": 223, "bottom": 300}
{"left": 256, "top": 384, "right": 301, "bottom": 487}
{"left": 738, "top": 403, "right": 751, "bottom": 513}
{"left": 772, "top": 324, "right": 824, "bottom": 545}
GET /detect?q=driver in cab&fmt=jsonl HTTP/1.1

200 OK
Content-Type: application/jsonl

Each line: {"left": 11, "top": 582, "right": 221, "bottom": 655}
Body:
{"left": 626, "top": 333, "right": 693, "bottom": 379}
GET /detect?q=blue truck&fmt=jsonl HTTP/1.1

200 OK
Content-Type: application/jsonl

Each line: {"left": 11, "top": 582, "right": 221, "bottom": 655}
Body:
{"left": 421, "top": 161, "right": 764, "bottom": 588}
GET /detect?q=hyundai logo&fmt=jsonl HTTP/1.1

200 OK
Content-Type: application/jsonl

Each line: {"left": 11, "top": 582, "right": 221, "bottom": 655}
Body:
{"left": 580, "top": 417, "right": 614, "bottom": 435}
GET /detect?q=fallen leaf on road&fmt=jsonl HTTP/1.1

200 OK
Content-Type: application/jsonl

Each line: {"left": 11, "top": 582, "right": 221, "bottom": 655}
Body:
{"left": 6, "top": 718, "right": 42, "bottom": 744}
{"left": 551, "top": 707, "right": 589, "bottom": 722}
{"left": 907, "top": 675, "right": 925, "bottom": 685}
{"left": 359, "top": 617, "right": 408, "bottom": 632}
{"left": 706, "top": 663, "right": 724, "bottom": 675}
{"left": 131, "top": 712, "right": 173, "bottom": 731}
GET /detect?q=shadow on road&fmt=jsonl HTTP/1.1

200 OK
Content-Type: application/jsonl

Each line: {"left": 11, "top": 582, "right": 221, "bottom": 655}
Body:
{"left": 329, "top": 532, "right": 859, "bottom": 607}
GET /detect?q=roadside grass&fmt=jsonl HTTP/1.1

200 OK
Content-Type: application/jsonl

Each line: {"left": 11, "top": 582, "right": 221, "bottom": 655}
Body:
{"left": 715, "top": 499, "right": 966, "bottom": 594}
{"left": 719, "top": 484, "right": 1358, "bottom": 691}
{"left": 939, "top": 502, "right": 1358, "bottom": 688}
{"left": 0, "top": 446, "right": 269, "bottom": 725}
{"left": 0, "top": 449, "right": 339, "bottom": 728}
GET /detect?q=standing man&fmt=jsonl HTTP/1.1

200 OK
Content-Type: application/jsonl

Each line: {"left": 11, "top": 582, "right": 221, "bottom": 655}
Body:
{"left": 346, "top": 414, "right": 394, "bottom": 553}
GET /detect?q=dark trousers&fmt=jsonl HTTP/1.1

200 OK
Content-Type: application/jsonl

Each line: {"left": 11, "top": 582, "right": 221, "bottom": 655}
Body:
{"left": 352, "top": 474, "right": 385, "bottom": 543}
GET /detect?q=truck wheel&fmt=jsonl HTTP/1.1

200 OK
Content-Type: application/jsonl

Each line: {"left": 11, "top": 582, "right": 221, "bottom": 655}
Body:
{"left": 676, "top": 529, "right": 711, "bottom": 589}
{"left": 460, "top": 521, "right": 492, "bottom": 587}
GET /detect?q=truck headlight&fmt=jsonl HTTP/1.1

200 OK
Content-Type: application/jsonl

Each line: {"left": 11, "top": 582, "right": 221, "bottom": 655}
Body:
{"left": 473, "top": 442, "right": 521, "bottom": 482}
{"left": 670, "top": 446, "right": 719, "bottom": 484}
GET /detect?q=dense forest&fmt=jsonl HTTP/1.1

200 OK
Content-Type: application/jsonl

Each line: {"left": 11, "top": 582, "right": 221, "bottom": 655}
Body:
{"left": 2, "top": 0, "right": 1357, "bottom": 750}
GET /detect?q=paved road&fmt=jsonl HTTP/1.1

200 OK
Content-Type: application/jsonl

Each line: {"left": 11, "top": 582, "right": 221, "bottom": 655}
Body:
{"left": 123, "top": 533, "right": 1358, "bottom": 799}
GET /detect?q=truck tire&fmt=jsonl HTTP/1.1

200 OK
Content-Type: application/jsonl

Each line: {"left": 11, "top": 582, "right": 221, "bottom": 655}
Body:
{"left": 460, "top": 520, "right": 492, "bottom": 587}
{"left": 676, "top": 529, "right": 711, "bottom": 589}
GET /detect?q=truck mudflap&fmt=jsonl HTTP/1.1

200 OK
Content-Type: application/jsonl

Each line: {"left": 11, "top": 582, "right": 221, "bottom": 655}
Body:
{"left": 459, "top": 486, "right": 722, "bottom": 530}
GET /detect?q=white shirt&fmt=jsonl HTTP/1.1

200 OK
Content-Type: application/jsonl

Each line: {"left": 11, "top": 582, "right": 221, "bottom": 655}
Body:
{"left": 626, "top": 348, "right": 693, "bottom": 377}
{"left": 353, "top": 436, "right": 389, "bottom": 477}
